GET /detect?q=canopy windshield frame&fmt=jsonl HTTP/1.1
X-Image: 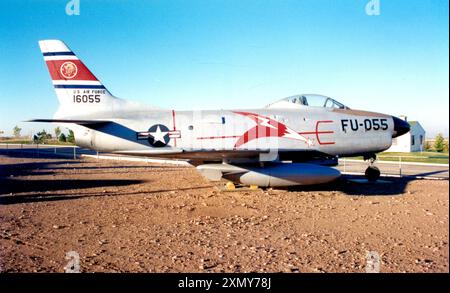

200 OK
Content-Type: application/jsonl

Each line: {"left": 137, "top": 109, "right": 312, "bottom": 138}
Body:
{"left": 281, "top": 94, "right": 348, "bottom": 109}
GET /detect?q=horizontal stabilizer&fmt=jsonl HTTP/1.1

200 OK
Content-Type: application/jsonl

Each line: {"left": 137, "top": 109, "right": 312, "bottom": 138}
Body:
{"left": 26, "top": 119, "right": 111, "bottom": 125}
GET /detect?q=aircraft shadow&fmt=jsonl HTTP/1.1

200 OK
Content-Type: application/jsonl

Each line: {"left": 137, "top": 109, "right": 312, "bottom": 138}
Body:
{"left": 0, "top": 160, "right": 79, "bottom": 178}
{"left": 0, "top": 184, "right": 212, "bottom": 205}
{"left": 0, "top": 178, "right": 144, "bottom": 195}
{"left": 47, "top": 165, "right": 186, "bottom": 171}
{"left": 0, "top": 148, "right": 93, "bottom": 161}
{"left": 412, "top": 169, "right": 448, "bottom": 177}
{"left": 287, "top": 175, "right": 412, "bottom": 196}
{"left": 0, "top": 154, "right": 178, "bottom": 177}
{"left": 0, "top": 157, "right": 148, "bottom": 203}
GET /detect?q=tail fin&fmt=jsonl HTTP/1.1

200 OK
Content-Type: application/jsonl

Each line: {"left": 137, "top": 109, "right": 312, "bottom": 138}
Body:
{"left": 39, "top": 39, "right": 121, "bottom": 118}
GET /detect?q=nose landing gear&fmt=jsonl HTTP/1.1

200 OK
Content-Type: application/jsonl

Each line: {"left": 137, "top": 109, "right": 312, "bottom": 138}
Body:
{"left": 364, "top": 154, "right": 381, "bottom": 182}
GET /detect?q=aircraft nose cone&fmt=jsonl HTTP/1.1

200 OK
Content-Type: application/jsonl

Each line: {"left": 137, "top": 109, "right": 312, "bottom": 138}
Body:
{"left": 392, "top": 116, "right": 410, "bottom": 138}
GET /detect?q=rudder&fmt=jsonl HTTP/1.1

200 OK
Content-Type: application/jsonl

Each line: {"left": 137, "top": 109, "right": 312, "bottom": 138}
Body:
{"left": 39, "top": 39, "right": 119, "bottom": 118}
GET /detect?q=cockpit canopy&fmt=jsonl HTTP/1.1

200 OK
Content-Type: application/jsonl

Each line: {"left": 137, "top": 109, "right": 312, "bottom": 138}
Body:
{"left": 268, "top": 94, "right": 348, "bottom": 109}
{"left": 283, "top": 94, "right": 347, "bottom": 109}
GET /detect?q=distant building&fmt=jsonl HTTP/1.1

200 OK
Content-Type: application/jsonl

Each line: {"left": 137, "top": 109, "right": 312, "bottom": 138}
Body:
{"left": 386, "top": 117, "right": 426, "bottom": 152}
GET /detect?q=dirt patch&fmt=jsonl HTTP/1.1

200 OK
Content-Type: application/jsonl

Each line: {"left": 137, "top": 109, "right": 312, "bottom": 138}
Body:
{"left": 0, "top": 156, "right": 448, "bottom": 272}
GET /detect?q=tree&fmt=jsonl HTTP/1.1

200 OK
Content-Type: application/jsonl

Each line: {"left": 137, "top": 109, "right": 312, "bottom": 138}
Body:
{"left": 58, "top": 133, "right": 67, "bottom": 142}
{"left": 34, "top": 129, "right": 52, "bottom": 144}
{"left": 54, "top": 127, "right": 61, "bottom": 139}
{"left": 67, "top": 129, "right": 75, "bottom": 143}
{"left": 13, "top": 125, "right": 22, "bottom": 138}
{"left": 434, "top": 133, "right": 445, "bottom": 152}
{"left": 424, "top": 140, "right": 433, "bottom": 151}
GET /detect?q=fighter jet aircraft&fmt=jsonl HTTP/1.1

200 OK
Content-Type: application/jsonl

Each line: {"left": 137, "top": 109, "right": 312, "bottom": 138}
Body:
{"left": 29, "top": 40, "right": 410, "bottom": 187}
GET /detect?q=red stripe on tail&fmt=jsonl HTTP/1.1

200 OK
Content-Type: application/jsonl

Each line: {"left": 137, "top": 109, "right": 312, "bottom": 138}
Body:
{"left": 45, "top": 60, "right": 98, "bottom": 81}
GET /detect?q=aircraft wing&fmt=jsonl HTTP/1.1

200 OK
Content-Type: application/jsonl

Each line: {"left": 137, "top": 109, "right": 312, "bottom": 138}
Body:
{"left": 112, "top": 149, "right": 265, "bottom": 160}
{"left": 112, "top": 149, "right": 332, "bottom": 163}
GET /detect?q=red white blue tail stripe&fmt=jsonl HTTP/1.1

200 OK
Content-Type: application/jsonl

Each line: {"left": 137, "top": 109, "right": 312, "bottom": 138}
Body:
{"left": 39, "top": 40, "right": 105, "bottom": 89}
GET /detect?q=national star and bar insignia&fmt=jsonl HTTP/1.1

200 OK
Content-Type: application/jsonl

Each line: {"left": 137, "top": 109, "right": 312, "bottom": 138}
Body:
{"left": 137, "top": 124, "right": 181, "bottom": 147}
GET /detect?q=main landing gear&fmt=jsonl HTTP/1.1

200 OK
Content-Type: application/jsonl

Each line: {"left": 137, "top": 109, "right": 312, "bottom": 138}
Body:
{"left": 364, "top": 154, "right": 380, "bottom": 182}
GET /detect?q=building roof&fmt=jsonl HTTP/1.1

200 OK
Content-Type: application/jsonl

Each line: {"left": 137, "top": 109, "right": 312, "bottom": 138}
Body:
{"left": 407, "top": 120, "right": 426, "bottom": 134}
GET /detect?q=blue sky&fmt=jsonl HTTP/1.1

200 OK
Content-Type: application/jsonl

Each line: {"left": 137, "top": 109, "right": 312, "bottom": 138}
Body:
{"left": 0, "top": 0, "right": 448, "bottom": 137}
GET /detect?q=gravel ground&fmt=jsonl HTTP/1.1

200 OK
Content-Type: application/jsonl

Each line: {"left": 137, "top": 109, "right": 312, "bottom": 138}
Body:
{"left": 0, "top": 156, "right": 448, "bottom": 273}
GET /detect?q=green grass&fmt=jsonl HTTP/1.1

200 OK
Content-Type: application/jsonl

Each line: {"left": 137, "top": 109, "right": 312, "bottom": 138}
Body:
{"left": 0, "top": 139, "right": 74, "bottom": 146}
{"left": 349, "top": 151, "right": 449, "bottom": 164}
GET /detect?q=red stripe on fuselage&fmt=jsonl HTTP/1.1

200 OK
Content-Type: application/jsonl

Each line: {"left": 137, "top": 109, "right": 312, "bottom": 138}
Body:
{"left": 315, "top": 120, "right": 335, "bottom": 145}
{"left": 172, "top": 110, "right": 177, "bottom": 147}
{"left": 45, "top": 60, "right": 98, "bottom": 81}
{"left": 197, "top": 135, "right": 240, "bottom": 140}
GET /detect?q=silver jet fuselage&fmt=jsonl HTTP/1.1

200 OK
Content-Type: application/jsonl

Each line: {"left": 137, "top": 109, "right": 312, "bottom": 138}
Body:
{"left": 75, "top": 105, "right": 400, "bottom": 160}
{"left": 33, "top": 39, "right": 411, "bottom": 187}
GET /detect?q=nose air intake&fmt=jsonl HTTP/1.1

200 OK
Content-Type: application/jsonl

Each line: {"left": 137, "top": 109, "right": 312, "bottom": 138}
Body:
{"left": 392, "top": 116, "right": 410, "bottom": 138}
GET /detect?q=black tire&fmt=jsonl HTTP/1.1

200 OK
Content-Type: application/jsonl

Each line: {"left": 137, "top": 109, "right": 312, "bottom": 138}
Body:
{"left": 365, "top": 166, "right": 380, "bottom": 182}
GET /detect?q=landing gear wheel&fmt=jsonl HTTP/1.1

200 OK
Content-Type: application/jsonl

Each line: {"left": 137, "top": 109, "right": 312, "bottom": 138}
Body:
{"left": 365, "top": 166, "right": 380, "bottom": 182}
